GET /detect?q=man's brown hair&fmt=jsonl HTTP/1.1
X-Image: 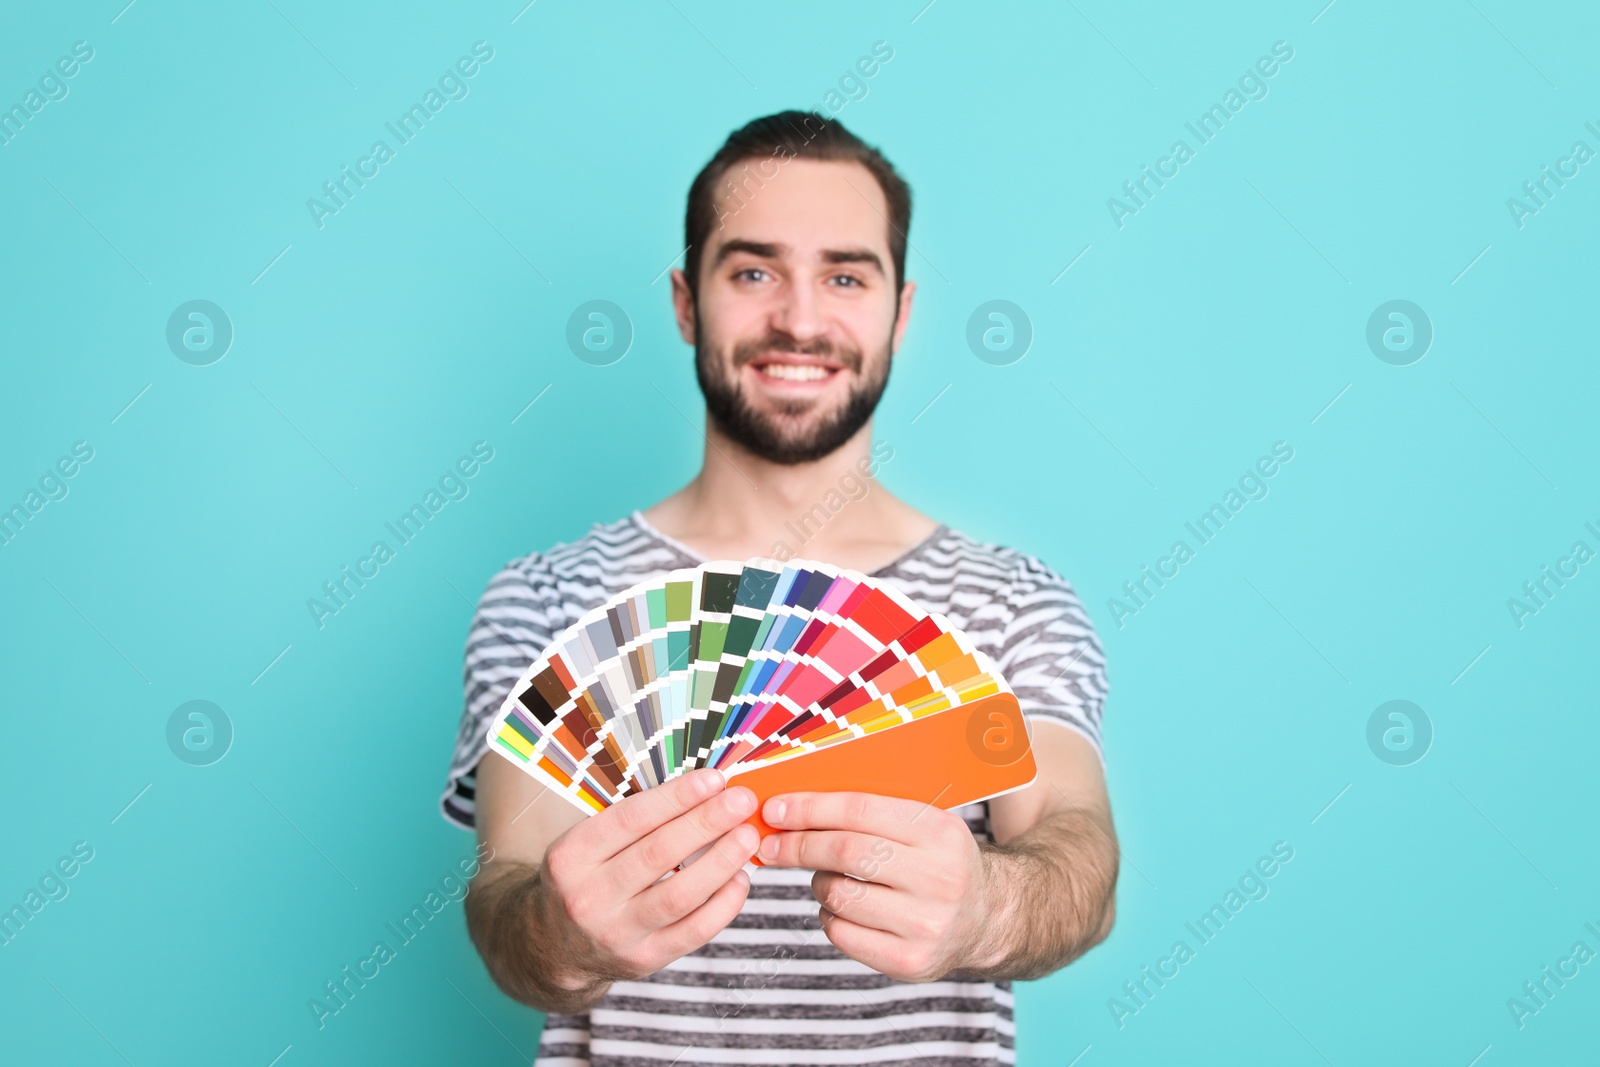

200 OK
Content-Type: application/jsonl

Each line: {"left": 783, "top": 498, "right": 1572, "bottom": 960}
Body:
{"left": 683, "top": 110, "right": 912, "bottom": 302}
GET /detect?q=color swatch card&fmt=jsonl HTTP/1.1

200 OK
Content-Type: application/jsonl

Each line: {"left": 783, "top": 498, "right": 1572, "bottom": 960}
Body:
{"left": 485, "top": 559, "right": 1039, "bottom": 846}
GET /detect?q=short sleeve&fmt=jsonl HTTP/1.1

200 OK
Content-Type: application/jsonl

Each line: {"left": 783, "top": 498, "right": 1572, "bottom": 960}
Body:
{"left": 439, "top": 561, "right": 562, "bottom": 829}
{"left": 993, "top": 554, "right": 1109, "bottom": 761}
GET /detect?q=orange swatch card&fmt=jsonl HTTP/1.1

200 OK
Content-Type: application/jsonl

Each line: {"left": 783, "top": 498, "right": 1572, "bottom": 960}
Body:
{"left": 726, "top": 692, "right": 1038, "bottom": 864}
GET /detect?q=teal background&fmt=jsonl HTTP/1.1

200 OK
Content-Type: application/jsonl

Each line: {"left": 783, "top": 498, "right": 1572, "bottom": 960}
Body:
{"left": 3, "top": 0, "right": 1597, "bottom": 1063}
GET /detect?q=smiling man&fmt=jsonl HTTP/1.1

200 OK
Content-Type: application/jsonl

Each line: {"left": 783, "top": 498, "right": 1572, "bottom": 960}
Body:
{"left": 444, "top": 111, "right": 1117, "bottom": 1067}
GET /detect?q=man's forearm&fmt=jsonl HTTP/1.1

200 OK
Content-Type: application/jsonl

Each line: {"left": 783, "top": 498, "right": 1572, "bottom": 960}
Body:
{"left": 465, "top": 861, "right": 615, "bottom": 1014}
{"left": 963, "top": 808, "right": 1119, "bottom": 981}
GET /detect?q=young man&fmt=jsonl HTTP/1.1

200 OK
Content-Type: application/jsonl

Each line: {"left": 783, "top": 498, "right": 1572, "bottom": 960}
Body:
{"left": 443, "top": 111, "right": 1117, "bottom": 1066}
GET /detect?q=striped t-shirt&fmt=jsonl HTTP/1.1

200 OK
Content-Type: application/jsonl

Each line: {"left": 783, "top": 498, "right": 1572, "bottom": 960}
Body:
{"left": 442, "top": 511, "right": 1108, "bottom": 1067}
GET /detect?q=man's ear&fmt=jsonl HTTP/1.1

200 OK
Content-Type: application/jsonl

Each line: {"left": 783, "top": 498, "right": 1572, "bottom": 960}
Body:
{"left": 890, "top": 278, "right": 917, "bottom": 356}
{"left": 670, "top": 268, "right": 697, "bottom": 346}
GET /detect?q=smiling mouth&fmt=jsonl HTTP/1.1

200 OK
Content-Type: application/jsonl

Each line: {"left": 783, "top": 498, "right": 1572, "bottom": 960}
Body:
{"left": 747, "top": 353, "right": 846, "bottom": 385}
{"left": 757, "top": 363, "right": 834, "bottom": 382}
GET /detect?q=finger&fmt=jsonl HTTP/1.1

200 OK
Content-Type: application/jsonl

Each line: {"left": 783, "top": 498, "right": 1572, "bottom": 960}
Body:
{"left": 757, "top": 829, "right": 908, "bottom": 885}
{"left": 762, "top": 791, "right": 934, "bottom": 842}
{"left": 810, "top": 871, "right": 910, "bottom": 936}
{"left": 647, "top": 865, "right": 752, "bottom": 962}
{"left": 609, "top": 785, "right": 758, "bottom": 895}
{"left": 570, "top": 768, "right": 727, "bottom": 864}
{"left": 817, "top": 907, "right": 920, "bottom": 981}
{"left": 633, "top": 825, "right": 758, "bottom": 938}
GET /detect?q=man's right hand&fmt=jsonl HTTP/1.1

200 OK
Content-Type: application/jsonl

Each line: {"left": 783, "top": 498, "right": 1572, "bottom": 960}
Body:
{"left": 468, "top": 757, "right": 760, "bottom": 1012}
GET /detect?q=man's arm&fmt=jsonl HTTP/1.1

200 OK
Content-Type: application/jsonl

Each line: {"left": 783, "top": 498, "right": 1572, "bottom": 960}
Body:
{"left": 755, "top": 720, "right": 1118, "bottom": 982}
{"left": 465, "top": 754, "right": 761, "bottom": 1013}
{"left": 968, "top": 720, "right": 1118, "bottom": 978}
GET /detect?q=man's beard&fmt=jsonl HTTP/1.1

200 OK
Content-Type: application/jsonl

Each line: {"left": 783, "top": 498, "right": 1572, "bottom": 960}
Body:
{"left": 695, "top": 328, "right": 892, "bottom": 466}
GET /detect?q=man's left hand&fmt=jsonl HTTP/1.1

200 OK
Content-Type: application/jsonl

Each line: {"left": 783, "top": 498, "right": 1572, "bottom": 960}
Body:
{"left": 756, "top": 792, "right": 1003, "bottom": 982}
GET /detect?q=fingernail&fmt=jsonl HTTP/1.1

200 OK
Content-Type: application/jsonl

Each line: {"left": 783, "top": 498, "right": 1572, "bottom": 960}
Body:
{"left": 732, "top": 825, "right": 758, "bottom": 853}
{"left": 725, "top": 786, "right": 756, "bottom": 816}
{"left": 759, "top": 833, "right": 780, "bottom": 860}
{"left": 698, "top": 769, "right": 725, "bottom": 797}
{"left": 765, "top": 799, "right": 786, "bottom": 825}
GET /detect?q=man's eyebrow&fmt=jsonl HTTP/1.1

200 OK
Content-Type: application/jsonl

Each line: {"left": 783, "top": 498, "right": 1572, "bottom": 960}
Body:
{"left": 710, "top": 239, "right": 785, "bottom": 269}
{"left": 820, "top": 247, "right": 885, "bottom": 274}
{"left": 710, "top": 239, "right": 885, "bottom": 275}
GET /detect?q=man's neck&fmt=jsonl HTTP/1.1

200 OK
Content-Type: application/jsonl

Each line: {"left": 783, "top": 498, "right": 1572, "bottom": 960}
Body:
{"left": 641, "top": 419, "right": 937, "bottom": 574}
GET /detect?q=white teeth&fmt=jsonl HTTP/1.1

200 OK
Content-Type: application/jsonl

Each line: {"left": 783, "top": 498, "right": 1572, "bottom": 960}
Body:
{"left": 757, "top": 363, "right": 832, "bottom": 382}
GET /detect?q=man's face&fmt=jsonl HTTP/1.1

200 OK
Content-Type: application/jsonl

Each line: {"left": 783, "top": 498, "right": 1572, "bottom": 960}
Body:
{"left": 673, "top": 158, "right": 915, "bottom": 465}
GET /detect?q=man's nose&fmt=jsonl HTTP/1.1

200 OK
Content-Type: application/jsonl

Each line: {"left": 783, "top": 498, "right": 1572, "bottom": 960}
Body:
{"left": 770, "top": 280, "right": 827, "bottom": 346}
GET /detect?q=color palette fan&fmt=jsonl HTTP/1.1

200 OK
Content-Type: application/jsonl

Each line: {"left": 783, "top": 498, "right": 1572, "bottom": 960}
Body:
{"left": 484, "top": 558, "right": 1038, "bottom": 850}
